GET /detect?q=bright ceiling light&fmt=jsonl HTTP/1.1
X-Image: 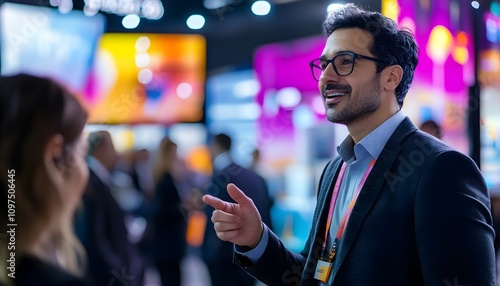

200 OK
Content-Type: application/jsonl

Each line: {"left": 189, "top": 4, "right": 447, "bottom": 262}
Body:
{"left": 58, "top": 0, "right": 73, "bottom": 14}
{"left": 187, "top": 14, "right": 205, "bottom": 30}
{"left": 122, "top": 14, "right": 140, "bottom": 29}
{"left": 204, "top": 0, "right": 228, "bottom": 9}
{"left": 252, "top": 1, "right": 271, "bottom": 16}
{"left": 327, "top": 3, "right": 344, "bottom": 13}
{"left": 142, "top": 0, "right": 164, "bottom": 19}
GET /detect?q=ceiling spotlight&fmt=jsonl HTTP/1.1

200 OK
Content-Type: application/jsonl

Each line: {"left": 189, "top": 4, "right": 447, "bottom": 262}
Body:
{"left": 327, "top": 3, "right": 344, "bottom": 13}
{"left": 252, "top": 1, "right": 271, "bottom": 16}
{"left": 187, "top": 14, "right": 205, "bottom": 30}
{"left": 204, "top": 0, "right": 228, "bottom": 10}
{"left": 122, "top": 14, "right": 140, "bottom": 29}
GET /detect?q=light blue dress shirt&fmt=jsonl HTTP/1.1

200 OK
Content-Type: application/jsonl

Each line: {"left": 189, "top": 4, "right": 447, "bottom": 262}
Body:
{"left": 319, "top": 111, "right": 405, "bottom": 285}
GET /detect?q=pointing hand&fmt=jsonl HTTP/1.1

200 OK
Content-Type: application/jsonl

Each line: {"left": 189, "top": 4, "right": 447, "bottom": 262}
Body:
{"left": 202, "top": 183, "right": 264, "bottom": 248}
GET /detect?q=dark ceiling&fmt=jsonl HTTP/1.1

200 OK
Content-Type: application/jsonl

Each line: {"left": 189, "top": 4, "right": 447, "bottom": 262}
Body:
{"left": 1, "top": 0, "right": 381, "bottom": 72}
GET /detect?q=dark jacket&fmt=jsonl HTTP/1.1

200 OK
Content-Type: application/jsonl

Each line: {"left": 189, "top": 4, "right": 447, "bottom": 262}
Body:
{"left": 80, "top": 170, "right": 142, "bottom": 286}
{"left": 203, "top": 162, "right": 273, "bottom": 264}
{"left": 149, "top": 172, "right": 187, "bottom": 263}
{"left": 240, "top": 117, "right": 495, "bottom": 286}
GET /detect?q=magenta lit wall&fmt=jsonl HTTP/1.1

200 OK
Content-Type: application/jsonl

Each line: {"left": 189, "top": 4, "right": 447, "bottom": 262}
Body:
{"left": 254, "top": 36, "right": 328, "bottom": 168}
{"left": 396, "top": 0, "right": 474, "bottom": 153}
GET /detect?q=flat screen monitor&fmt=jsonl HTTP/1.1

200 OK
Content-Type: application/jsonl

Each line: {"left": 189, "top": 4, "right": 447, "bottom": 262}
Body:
{"left": 0, "top": 2, "right": 105, "bottom": 94}
{"left": 83, "top": 33, "right": 206, "bottom": 124}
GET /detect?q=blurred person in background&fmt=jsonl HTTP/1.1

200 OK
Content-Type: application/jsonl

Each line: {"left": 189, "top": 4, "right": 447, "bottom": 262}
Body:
{"left": 203, "top": 4, "right": 495, "bottom": 285}
{"left": 202, "top": 133, "right": 273, "bottom": 286}
{"left": 249, "top": 147, "right": 275, "bottom": 231}
{"left": 0, "top": 74, "right": 90, "bottom": 285}
{"left": 148, "top": 136, "right": 187, "bottom": 286}
{"left": 127, "top": 148, "right": 155, "bottom": 203}
{"left": 419, "top": 119, "right": 442, "bottom": 139}
{"left": 79, "top": 131, "right": 144, "bottom": 286}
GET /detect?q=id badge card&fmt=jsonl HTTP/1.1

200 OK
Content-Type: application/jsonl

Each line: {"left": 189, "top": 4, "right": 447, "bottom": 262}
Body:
{"left": 314, "top": 259, "right": 332, "bottom": 283}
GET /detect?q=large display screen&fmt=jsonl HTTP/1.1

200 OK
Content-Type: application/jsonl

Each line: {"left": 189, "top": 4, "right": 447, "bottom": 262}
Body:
{"left": 84, "top": 33, "right": 206, "bottom": 124}
{"left": 0, "top": 2, "right": 105, "bottom": 94}
{"left": 388, "top": 0, "right": 475, "bottom": 154}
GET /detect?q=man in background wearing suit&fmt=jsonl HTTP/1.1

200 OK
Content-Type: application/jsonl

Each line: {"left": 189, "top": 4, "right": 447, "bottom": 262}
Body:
{"left": 202, "top": 4, "right": 495, "bottom": 286}
{"left": 79, "top": 131, "right": 144, "bottom": 286}
{"left": 202, "top": 133, "right": 274, "bottom": 286}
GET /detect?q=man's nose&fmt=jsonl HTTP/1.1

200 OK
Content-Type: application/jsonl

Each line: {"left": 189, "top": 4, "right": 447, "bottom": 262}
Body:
{"left": 320, "top": 63, "right": 340, "bottom": 82}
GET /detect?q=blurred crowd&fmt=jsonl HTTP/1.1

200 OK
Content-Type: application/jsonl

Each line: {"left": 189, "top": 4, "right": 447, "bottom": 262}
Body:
{"left": 0, "top": 74, "right": 274, "bottom": 286}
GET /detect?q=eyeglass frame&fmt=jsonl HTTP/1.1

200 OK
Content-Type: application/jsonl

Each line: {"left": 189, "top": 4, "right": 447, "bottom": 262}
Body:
{"left": 309, "top": 51, "right": 387, "bottom": 81}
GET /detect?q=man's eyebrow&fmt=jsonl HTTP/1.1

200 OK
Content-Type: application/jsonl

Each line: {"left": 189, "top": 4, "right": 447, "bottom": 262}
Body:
{"left": 319, "top": 51, "right": 353, "bottom": 59}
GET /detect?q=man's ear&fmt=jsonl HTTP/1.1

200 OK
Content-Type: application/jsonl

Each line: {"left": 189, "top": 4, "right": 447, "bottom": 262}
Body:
{"left": 382, "top": 65, "right": 403, "bottom": 92}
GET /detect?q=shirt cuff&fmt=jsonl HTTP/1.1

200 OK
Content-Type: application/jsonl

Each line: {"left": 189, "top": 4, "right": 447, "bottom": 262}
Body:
{"left": 234, "top": 223, "right": 269, "bottom": 264}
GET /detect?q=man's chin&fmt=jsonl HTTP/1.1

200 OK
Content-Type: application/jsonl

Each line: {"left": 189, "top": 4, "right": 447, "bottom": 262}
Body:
{"left": 325, "top": 110, "right": 350, "bottom": 125}
{"left": 325, "top": 110, "right": 340, "bottom": 124}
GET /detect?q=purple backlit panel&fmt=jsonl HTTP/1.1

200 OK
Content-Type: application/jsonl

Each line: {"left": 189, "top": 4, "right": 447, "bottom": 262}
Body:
{"left": 397, "top": 0, "right": 474, "bottom": 153}
{"left": 254, "top": 36, "right": 327, "bottom": 167}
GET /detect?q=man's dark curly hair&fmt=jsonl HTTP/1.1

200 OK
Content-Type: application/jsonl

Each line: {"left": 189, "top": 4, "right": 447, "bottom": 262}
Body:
{"left": 322, "top": 4, "right": 419, "bottom": 108}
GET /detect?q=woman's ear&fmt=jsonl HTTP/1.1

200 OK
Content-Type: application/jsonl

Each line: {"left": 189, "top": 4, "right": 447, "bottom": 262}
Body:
{"left": 45, "top": 134, "right": 64, "bottom": 166}
{"left": 44, "top": 134, "right": 65, "bottom": 182}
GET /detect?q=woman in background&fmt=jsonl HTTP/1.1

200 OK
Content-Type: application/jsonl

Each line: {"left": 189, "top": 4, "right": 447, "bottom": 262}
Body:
{"left": 148, "top": 137, "right": 187, "bottom": 286}
{"left": 0, "top": 74, "right": 90, "bottom": 286}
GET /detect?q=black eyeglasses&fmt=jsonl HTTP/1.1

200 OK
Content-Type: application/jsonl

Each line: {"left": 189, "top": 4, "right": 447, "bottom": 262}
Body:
{"left": 309, "top": 52, "right": 385, "bottom": 81}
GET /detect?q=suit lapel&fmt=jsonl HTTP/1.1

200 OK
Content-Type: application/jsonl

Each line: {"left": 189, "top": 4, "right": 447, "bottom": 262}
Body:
{"left": 330, "top": 118, "right": 418, "bottom": 279}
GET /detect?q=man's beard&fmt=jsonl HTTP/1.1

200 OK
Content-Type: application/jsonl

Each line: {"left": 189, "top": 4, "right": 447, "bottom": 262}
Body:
{"left": 324, "top": 76, "right": 381, "bottom": 125}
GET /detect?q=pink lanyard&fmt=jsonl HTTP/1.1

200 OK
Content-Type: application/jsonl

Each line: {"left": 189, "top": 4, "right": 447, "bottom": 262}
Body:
{"left": 321, "top": 159, "right": 376, "bottom": 260}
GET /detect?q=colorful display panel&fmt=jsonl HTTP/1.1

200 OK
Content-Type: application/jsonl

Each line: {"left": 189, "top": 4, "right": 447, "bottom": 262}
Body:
{"left": 0, "top": 2, "right": 105, "bottom": 94}
{"left": 254, "top": 36, "right": 335, "bottom": 170}
{"left": 386, "top": 0, "right": 474, "bottom": 154}
{"left": 84, "top": 33, "right": 206, "bottom": 124}
{"left": 479, "top": 11, "right": 500, "bottom": 194}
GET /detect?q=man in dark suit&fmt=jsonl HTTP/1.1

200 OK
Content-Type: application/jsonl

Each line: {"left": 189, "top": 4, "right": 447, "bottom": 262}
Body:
{"left": 202, "top": 133, "right": 274, "bottom": 286}
{"left": 202, "top": 4, "right": 495, "bottom": 286}
{"left": 79, "top": 131, "right": 144, "bottom": 286}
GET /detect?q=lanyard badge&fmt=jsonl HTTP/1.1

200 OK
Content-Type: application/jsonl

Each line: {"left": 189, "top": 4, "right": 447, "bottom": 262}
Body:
{"left": 314, "top": 242, "right": 338, "bottom": 283}
{"left": 313, "top": 159, "right": 376, "bottom": 283}
{"left": 314, "top": 259, "right": 332, "bottom": 283}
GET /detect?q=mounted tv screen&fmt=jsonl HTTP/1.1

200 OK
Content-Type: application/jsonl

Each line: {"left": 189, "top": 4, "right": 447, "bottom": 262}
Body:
{"left": 83, "top": 33, "right": 206, "bottom": 124}
{"left": 0, "top": 2, "right": 105, "bottom": 94}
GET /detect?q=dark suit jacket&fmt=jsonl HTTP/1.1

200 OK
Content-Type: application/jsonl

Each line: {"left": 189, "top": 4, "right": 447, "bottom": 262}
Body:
{"left": 203, "top": 162, "right": 274, "bottom": 264}
{"left": 240, "top": 117, "right": 496, "bottom": 285}
{"left": 149, "top": 172, "right": 187, "bottom": 263}
{"left": 80, "top": 170, "right": 141, "bottom": 286}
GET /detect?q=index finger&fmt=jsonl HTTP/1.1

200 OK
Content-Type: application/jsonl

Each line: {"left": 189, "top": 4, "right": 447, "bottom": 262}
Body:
{"left": 202, "top": 194, "right": 233, "bottom": 213}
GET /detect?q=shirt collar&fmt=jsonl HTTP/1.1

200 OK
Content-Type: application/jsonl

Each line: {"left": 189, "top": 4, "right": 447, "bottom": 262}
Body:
{"left": 213, "top": 152, "right": 232, "bottom": 172}
{"left": 87, "top": 156, "right": 111, "bottom": 184}
{"left": 337, "top": 111, "right": 406, "bottom": 163}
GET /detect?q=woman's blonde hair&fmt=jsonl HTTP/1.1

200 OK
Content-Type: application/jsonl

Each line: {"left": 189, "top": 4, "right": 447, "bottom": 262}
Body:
{"left": 153, "top": 136, "right": 178, "bottom": 184}
{"left": 0, "top": 74, "right": 88, "bottom": 283}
